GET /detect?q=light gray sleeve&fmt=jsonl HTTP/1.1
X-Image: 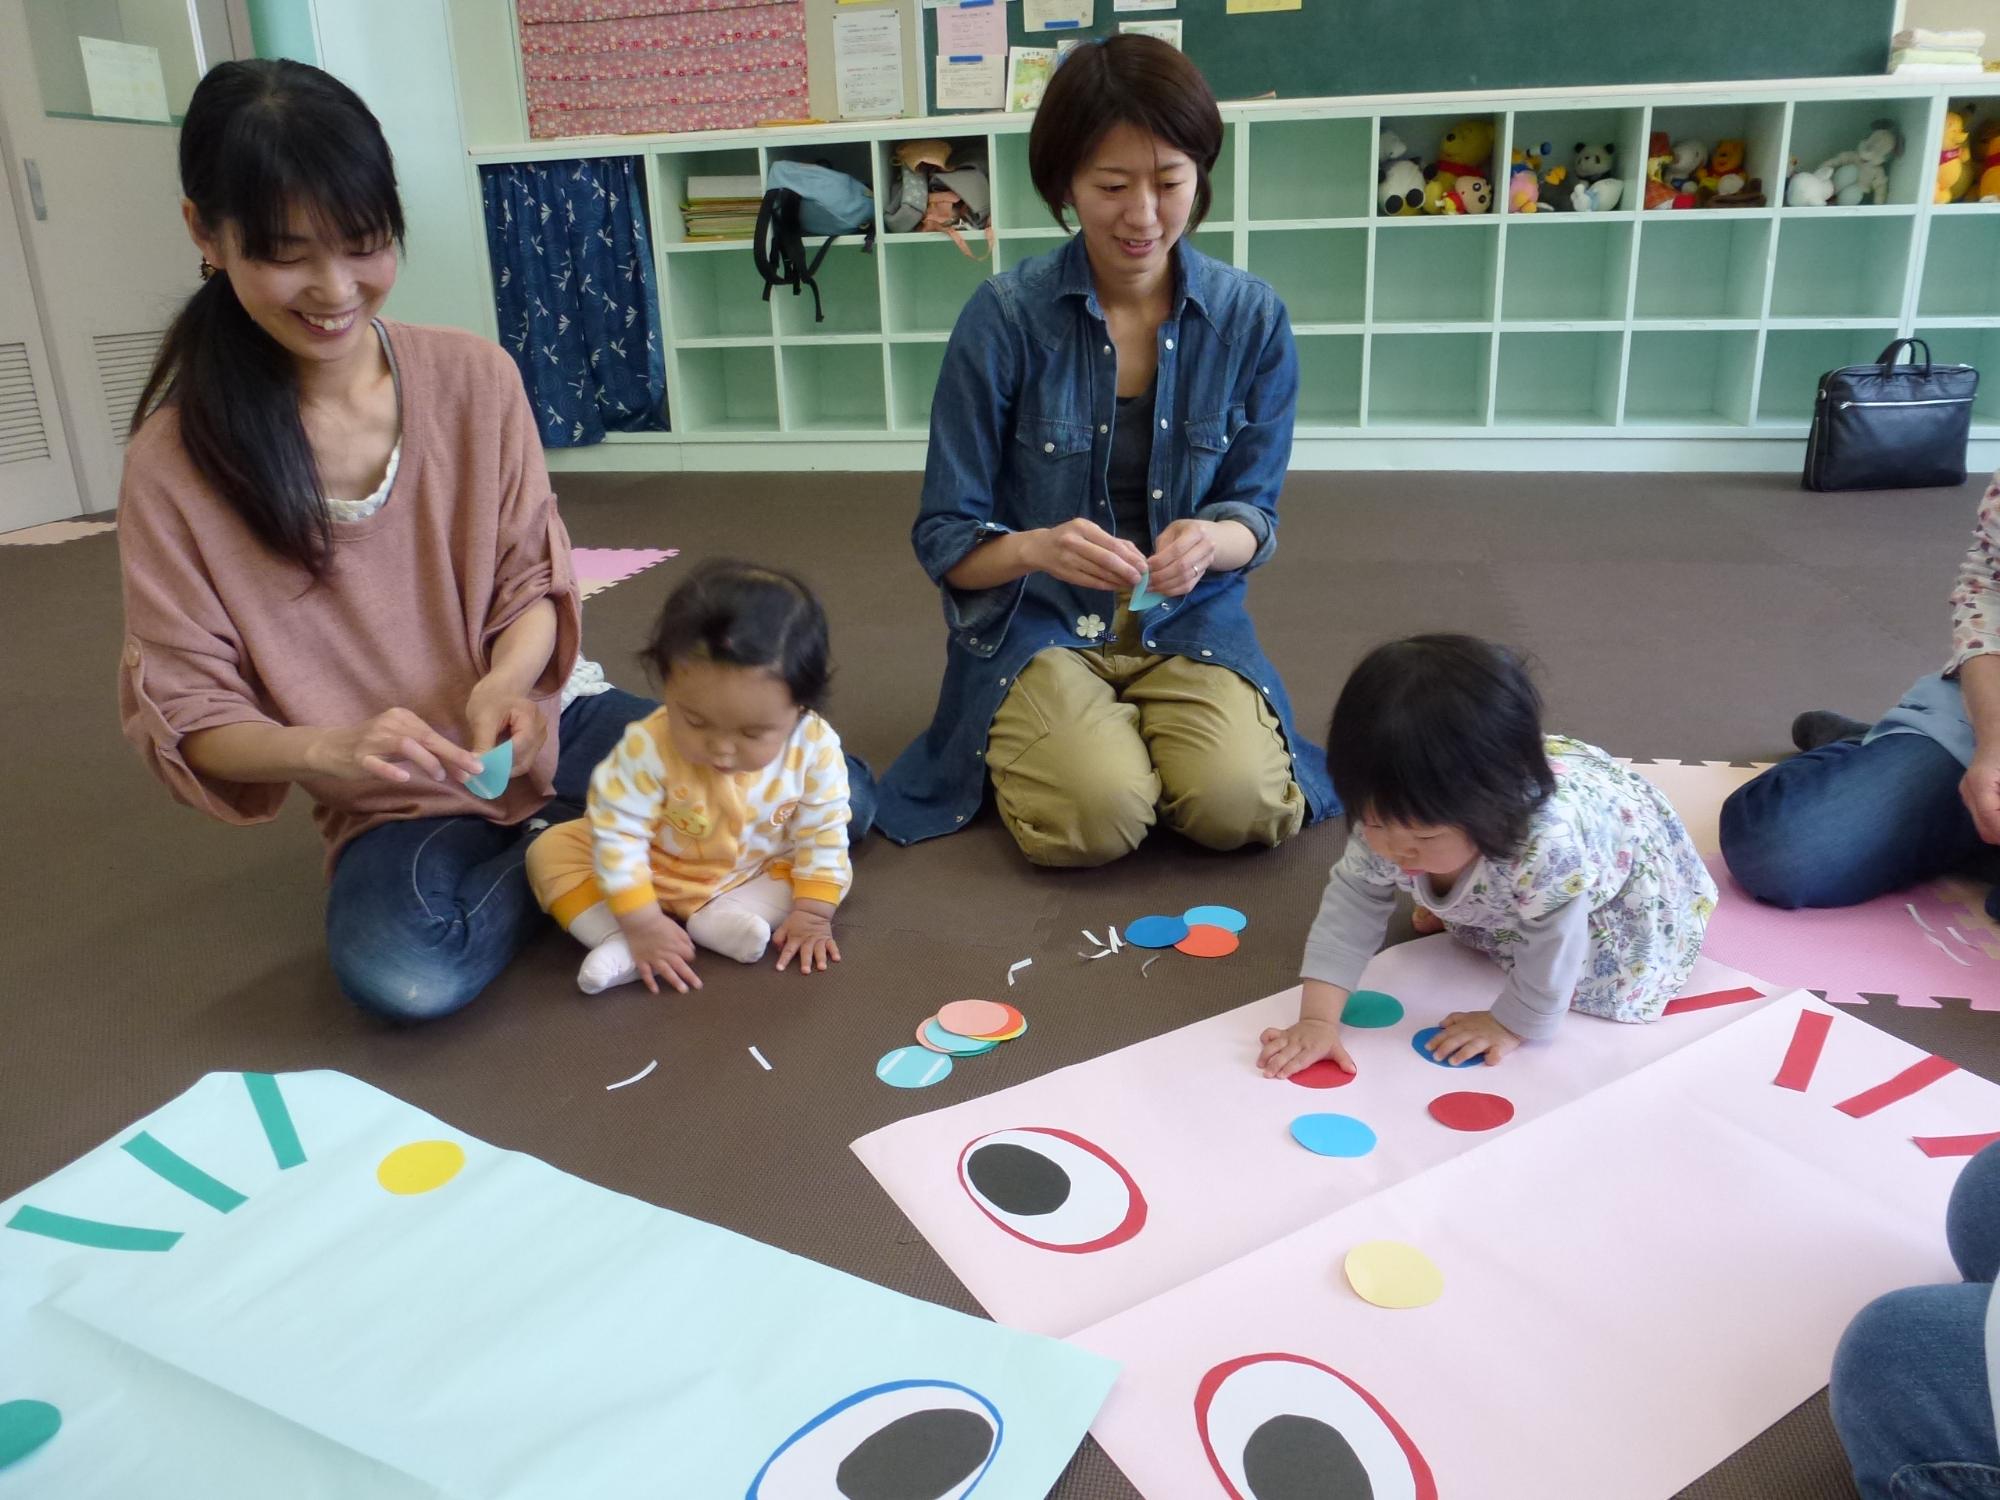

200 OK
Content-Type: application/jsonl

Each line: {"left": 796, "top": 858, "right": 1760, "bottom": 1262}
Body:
{"left": 1488, "top": 896, "right": 1593, "bottom": 1041}
{"left": 1300, "top": 839, "right": 1397, "bottom": 992}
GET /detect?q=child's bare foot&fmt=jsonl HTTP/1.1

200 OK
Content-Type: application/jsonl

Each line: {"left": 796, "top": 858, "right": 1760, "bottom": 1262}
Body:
{"left": 1410, "top": 905, "right": 1444, "bottom": 936}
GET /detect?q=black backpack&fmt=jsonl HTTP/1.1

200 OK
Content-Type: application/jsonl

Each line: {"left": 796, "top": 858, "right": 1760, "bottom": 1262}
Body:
{"left": 753, "top": 162, "right": 876, "bottom": 324}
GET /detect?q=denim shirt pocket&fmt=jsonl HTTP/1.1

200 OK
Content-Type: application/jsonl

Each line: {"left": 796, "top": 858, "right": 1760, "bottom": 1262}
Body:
{"left": 1183, "top": 404, "right": 1248, "bottom": 503}
{"left": 1012, "top": 413, "right": 1096, "bottom": 527}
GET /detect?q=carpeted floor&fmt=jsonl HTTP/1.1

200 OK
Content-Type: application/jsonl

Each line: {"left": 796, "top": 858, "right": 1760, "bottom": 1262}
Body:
{"left": 4, "top": 467, "right": 1994, "bottom": 1498}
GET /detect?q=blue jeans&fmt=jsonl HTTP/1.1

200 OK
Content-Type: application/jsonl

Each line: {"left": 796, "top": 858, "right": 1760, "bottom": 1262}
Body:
{"left": 1720, "top": 732, "right": 1999, "bottom": 911}
{"left": 1831, "top": 1143, "right": 2000, "bottom": 1499}
{"left": 326, "top": 691, "right": 880, "bottom": 1021}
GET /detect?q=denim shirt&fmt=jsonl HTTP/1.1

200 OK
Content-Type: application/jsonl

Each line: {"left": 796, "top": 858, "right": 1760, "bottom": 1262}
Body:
{"left": 877, "top": 234, "right": 1336, "bottom": 844}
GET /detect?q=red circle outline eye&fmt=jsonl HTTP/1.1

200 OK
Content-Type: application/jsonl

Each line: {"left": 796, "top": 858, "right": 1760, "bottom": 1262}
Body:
{"left": 955, "top": 1126, "right": 1148, "bottom": 1253}
{"left": 1194, "top": 1352, "right": 1437, "bottom": 1500}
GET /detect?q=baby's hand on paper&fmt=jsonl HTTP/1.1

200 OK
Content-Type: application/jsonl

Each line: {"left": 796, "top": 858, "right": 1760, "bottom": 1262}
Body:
{"left": 1257, "top": 1017, "right": 1355, "bottom": 1080}
{"left": 1428, "top": 1009, "right": 1521, "bottom": 1067}
{"left": 774, "top": 900, "right": 840, "bottom": 976}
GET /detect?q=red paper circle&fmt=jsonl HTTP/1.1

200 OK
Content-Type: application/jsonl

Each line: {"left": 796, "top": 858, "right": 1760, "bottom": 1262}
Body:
{"left": 1428, "top": 1091, "right": 1515, "bottom": 1132}
{"left": 1288, "top": 1060, "right": 1357, "bottom": 1089}
{"left": 1175, "top": 924, "right": 1239, "bottom": 958}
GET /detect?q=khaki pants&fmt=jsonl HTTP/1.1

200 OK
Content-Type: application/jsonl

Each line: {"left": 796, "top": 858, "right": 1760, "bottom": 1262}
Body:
{"left": 986, "top": 606, "right": 1304, "bottom": 867}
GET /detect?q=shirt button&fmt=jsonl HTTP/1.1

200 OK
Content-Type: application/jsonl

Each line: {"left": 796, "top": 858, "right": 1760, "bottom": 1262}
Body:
{"left": 1159, "top": 419, "right": 1168, "bottom": 430}
{"left": 1165, "top": 338, "right": 1175, "bottom": 350}
{"left": 1145, "top": 639, "right": 1157, "bottom": 649}
{"left": 1201, "top": 649, "right": 1213, "bottom": 657}
{"left": 1221, "top": 435, "right": 1228, "bottom": 446}
{"left": 999, "top": 677, "right": 1008, "bottom": 685}
{"left": 955, "top": 814, "right": 965, "bottom": 823}
{"left": 1102, "top": 344, "right": 1111, "bottom": 355}
{"left": 969, "top": 637, "right": 979, "bottom": 645}
{"left": 1044, "top": 441, "right": 1055, "bottom": 453}
{"left": 1151, "top": 488, "right": 1163, "bottom": 499}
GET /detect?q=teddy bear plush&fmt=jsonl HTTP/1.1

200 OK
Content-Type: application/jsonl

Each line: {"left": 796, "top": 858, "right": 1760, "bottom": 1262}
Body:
{"left": 1785, "top": 159, "right": 1835, "bottom": 207}
{"left": 1698, "top": 140, "right": 1748, "bottom": 198}
{"left": 1431, "top": 119, "right": 1495, "bottom": 191}
{"left": 1666, "top": 139, "right": 1706, "bottom": 207}
{"left": 1977, "top": 119, "right": 2000, "bottom": 202}
{"left": 1818, "top": 122, "right": 1900, "bottom": 207}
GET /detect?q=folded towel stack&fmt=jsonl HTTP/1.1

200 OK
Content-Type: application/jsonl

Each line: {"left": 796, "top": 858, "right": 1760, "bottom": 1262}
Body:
{"left": 1890, "top": 26, "right": 1989, "bottom": 76}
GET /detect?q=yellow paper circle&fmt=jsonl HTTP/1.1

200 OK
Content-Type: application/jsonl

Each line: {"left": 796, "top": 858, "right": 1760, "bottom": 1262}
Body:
{"left": 1343, "top": 1240, "right": 1443, "bottom": 1309}
{"left": 376, "top": 1140, "right": 466, "bottom": 1196}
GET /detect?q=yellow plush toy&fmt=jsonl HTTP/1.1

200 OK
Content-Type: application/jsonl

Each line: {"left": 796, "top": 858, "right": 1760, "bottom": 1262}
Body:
{"left": 1973, "top": 118, "right": 2000, "bottom": 202}
{"left": 1939, "top": 110, "right": 1974, "bottom": 202}
{"left": 1432, "top": 119, "right": 1495, "bottom": 191}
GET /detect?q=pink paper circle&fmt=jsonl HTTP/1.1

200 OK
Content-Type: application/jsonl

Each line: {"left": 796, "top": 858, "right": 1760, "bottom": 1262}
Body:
{"left": 937, "top": 999, "right": 1013, "bottom": 1037}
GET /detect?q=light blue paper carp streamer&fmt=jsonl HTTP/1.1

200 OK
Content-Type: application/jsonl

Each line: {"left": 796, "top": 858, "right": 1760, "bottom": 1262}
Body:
{"left": 1129, "top": 571, "right": 1166, "bottom": 611}
{"left": 465, "top": 738, "right": 514, "bottom": 800}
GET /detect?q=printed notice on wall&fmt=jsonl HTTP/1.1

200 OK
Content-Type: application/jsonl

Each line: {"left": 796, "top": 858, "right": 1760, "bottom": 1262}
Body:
{"left": 78, "top": 36, "right": 171, "bottom": 123}
{"left": 832, "top": 7, "right": 907, "bottom": 118}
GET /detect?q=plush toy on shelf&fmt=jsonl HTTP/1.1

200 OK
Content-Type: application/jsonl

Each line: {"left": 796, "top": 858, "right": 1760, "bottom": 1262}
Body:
{"left": 1698, "top": 139, "right": 1748, "bottom": 197}
{"left": 1568, "top": 142, "right": 1623, "bottom": 211}
{"left": 1974, "top": 118, "right": 2000, "bottom": 201}
{"left": 1379, "top": 128, "right": 1415, "bottom": 166}
{"left": 1424, "top": 173, "right": 1493, "bottom": 214}
{"left": 1939, "top": 110, "right": 1974, "bottom": 201}
{"left": 1817, "top": 121, "right": 1902, "bottom": 206}
{"left": 1785, "top": 158, "right": 1836, "bottom": 207}
{"left": 1380, "top": 157, "right": 1426, "bottom": 215}
{"left": 1665, "top": 139, "right": 1706, "bottom": 207}
{"left": 1644, "top": 131, "right": 1677, "bottom": 209}
{"left": 1431, "top": 119, "right": 1495, "bottom": 192}
{"left": 1508, "top": 141, "right": 1553, "bottom": 213}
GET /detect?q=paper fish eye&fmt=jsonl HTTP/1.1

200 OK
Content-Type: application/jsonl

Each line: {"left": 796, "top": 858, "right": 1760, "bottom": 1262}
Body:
{"left": 955, "top": 1127, "right": 1147, "bottom": 1253}
{"left": 1195, "top": 1353, "right": 1437, "bottom": 1500}
{"left": 748, "top": 1379, "right": 1001, "bottom": 1500}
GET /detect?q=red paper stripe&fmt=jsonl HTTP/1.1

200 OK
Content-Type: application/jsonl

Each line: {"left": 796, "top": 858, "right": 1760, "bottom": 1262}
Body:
{"left": 1663, "top": 986, "right": 1763, "bottom": 1016}
{"left": 1772, "top": 1010, "right": 1832, "bottom": 1092}
{"left": 1913, "top": 1131, "right": 2000, "bottom": 1158}
{"left": 1835, "top": 1055, "right": 1960, "bottom": 1118}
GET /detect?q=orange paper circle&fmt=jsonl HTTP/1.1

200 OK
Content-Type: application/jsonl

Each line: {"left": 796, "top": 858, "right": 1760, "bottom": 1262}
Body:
{"left": 1175, "top": 924, "right": 1239, "bottom": 958}
{"left": 937, "top": 999, "right": 1013, "bottom": 1037}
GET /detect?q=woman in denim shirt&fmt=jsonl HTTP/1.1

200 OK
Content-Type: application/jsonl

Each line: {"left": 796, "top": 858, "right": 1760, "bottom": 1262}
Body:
{"left": 877, "top": 37, "right": 1334, "bottom": 863}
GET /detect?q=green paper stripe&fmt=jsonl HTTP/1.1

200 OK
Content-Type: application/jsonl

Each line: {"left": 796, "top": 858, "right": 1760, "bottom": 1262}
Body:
{"left": 6, "top": 1205, "right": 181, "bottom": 1252}
{"left": 242, "top": 1073, "right": 305, "bottom": 1169}
{"left": 121, "top": 1131, "right": 246, "bottom": 1213}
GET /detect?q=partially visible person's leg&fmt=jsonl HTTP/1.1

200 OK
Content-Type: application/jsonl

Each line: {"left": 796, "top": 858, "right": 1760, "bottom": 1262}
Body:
{"left": 1125, "top": 655, "right": 1304, "bottom": 852}
{"left": 549, "top": 688, "right": 658, "bottom": 811}
{"left": 1831, "top": 1284, "right": 2000, "bottom": 1499}
{"left": 686, "top": 870, "right": 796, "bottom": 963}
{"left": 1951, "top": 1140, "right": 2000, "bottom": 1285}
{"left": 1720, "top": 733, "right": 1985, "bottom": 908}
{"left": 986, "top": 649, "right": 1158, "bottom": 867}
{"left": 326, "top": 814, "right": 544, "bottom": 1021}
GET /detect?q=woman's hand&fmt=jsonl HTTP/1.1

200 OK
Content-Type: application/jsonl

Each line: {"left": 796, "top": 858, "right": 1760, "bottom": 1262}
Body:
{"left": 1426, "top": 1009, "right": 1523, "bottom": 1067}
{"left": 466, "top": 679, "right": 548, "bottom": 777}
{"left": 308, "top": 708, "right": 486, "bottom": 785}
{"left": 1024, "top": 520, "right": 1147, "bottom": 592}
{"left": 1146, "top": 520, "right": 1218, "bottom": 598}
{"left": 773, "top": 900, "right": 841, "bottom": 976}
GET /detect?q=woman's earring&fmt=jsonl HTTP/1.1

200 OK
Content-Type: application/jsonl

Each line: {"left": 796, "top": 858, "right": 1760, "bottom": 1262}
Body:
{"left": 199, "top": 258, "right": 215, "bottom": 281}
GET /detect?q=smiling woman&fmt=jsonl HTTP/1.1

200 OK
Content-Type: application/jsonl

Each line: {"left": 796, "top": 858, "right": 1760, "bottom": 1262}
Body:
{"left": 878, "top": 36, "right": 1335, "bottom": 864}
{"left": 115, "top": 59, "right": 656, "bottom": 1023}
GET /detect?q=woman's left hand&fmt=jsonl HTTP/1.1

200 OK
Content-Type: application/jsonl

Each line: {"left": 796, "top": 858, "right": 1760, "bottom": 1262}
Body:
{"left": 1145, "top": 519, "right": 1217, "bottom": 598}
{"left": 465, "top": 681, "right": 548, "bottom": 776}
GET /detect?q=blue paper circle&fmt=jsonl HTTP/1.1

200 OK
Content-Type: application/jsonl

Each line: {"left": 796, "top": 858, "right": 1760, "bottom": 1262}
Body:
{"left": 1412, "top": 1026, "right": 1485, "bottom": 1069}
{"left": 1181, "top": 904, "right": 1248, "bottom": 934}
{"left": 921, "top": 1020, "right": 998, "bottom": 1057}
{"left": 1125, "top": 914, "right": 1191, "bottom": 948}
{"left": 1289, "top": 1113, "right": 1377, "bottom": 1158}
{"left": 1341, "top": 989, "right": 1405, "bottom": 1029}
{"left": 876, "top": 1046, "right": 954, "bottom": 1089}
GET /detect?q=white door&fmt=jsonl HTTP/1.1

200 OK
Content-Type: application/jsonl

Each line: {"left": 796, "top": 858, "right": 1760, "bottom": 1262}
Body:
{"left": 0, "top": 147, "right": 79, "bottom": 530}
{"left": 0, "top": 0, "right": 240, "bottom": 518}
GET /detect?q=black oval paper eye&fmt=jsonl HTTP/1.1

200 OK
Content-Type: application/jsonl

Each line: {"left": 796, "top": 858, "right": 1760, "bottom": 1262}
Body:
{"left": 1195, "top": 1353, "right": 1437, "bottom": 1500}
{"left": 956, "top": 1127, "right": 1147, "bottom": 1253}
{"left": 748, "top": 1379, "right": 1001, "bottom": 1500}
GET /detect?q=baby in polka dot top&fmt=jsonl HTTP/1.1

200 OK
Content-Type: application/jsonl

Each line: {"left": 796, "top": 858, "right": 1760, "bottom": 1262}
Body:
{"left": 527, "top": 560, "right": 855, "bottom": 995}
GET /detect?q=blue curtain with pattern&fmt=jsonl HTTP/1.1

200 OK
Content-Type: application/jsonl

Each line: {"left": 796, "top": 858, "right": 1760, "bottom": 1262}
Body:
{"left": 479, "top": 157, "right": 669, "bottom": 445}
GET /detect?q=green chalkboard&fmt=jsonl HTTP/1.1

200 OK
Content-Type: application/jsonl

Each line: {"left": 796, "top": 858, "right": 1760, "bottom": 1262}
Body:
{"left": 924, "top": 0, "right": 1894, "bottom": 109}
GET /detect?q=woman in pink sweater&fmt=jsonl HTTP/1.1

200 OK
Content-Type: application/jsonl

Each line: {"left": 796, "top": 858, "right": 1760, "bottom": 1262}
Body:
{"left": 117, "top": 59, "right": 653, "bottom": 1020}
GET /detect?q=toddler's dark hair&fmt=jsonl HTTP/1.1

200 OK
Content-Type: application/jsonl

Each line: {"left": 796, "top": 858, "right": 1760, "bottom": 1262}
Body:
{"left": 642, "top": 559, "right": 831, "bottom": 712}
{"left": 1326, "top": 634, "right": 1555, "bottom": 860}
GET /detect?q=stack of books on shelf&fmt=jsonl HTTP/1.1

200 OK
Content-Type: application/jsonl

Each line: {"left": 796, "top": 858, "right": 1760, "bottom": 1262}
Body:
{"left": 1890, "top": 27, "right": 1989, "bottom": 78}
{"left": 682, "top": 175, "right": 763, "bottom": 241}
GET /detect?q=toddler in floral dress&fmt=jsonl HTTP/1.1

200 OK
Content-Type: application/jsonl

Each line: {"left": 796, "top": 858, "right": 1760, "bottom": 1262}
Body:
{"left": 1259, "top": 634, "right": 1716, "bottom": 1077}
